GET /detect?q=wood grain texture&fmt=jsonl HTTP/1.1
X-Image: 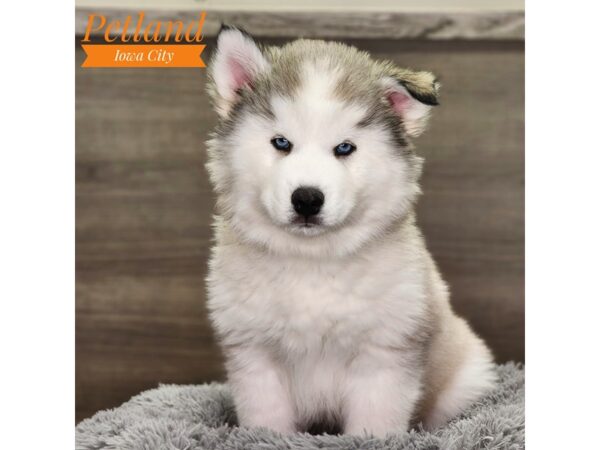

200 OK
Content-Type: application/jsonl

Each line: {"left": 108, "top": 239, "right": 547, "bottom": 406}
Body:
{"left": 76, "top": 38, "right": 524, "bottom": 423}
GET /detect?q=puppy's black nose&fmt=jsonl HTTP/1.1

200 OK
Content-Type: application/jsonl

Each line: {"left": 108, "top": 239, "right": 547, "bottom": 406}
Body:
{"left": 291, "top": 187, "right": 324, "bottom": 217}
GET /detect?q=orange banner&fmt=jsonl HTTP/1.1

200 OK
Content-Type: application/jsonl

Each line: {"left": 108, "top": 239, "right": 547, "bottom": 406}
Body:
{"left": 81, "top": 44, "right": 205, "bottom": 68}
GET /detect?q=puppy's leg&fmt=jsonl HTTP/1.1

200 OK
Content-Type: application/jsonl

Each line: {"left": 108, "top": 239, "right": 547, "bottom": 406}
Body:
{"left": 226, "top": 347, "right": 296, "bottom": 434}
{"left": 424, "top": 332, "right": 496, "bottom": 429}
{"left": 343, "top": 357, "right": 422, "bottom": 437}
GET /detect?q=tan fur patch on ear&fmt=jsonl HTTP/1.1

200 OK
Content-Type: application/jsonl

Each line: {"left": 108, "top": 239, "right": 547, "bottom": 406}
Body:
{"left": 379, "top": 65, "right": 440, "bottom": 138}
{"left": 390, "top": 69, "right": 441, "bottom": 106}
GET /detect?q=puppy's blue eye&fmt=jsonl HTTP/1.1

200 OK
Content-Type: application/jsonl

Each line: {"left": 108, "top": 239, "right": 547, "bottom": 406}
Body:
{"left": 271, "top": 136, "right": 292, "bottom": 152}
{"left": 334, "top": 141, "right": 356, "bottom": 156}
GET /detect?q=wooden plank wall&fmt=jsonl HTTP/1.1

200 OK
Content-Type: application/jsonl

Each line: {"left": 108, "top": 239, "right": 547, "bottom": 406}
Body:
{"left": 76, "top": 38, "right": 524, "bottom": 423}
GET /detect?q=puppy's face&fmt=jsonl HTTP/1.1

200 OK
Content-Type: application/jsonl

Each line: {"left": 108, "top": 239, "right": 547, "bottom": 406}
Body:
{"left": 207, "top": 28, "right": 439, "bottom": 257}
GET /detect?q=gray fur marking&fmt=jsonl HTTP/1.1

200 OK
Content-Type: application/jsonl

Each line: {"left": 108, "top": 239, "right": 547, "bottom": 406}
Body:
{"left": 208, "top": 37, "right": 439, "bottom": 155}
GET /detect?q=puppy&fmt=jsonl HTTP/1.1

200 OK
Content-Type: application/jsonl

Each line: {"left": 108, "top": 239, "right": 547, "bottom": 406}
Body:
{"left": 205, "top": 26, "right": 496, "bottom": 437}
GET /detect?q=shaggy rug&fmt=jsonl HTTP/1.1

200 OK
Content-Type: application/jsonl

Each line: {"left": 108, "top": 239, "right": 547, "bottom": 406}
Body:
{"left": 76, "top": 363, "right": 524, "bottom": 450}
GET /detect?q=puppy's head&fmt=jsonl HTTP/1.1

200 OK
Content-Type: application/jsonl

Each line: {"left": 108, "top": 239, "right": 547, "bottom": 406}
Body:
{"left": 206, "top": 26, "right": 439, "bottom": 258}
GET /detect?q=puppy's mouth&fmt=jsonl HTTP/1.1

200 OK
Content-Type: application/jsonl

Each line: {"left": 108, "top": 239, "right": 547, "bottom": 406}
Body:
{"left": 291, "top": 214, "right": 322, "bottom": 227}
{"left": 287, "top": 214, "right": 326, "bottom": 235}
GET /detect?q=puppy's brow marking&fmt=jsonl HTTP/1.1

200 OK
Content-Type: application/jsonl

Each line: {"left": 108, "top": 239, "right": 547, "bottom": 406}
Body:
{"left": 356, "top": 109, "right": 378, "bottom": 129}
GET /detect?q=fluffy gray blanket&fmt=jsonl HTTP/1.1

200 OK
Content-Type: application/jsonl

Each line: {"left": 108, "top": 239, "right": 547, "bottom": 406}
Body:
{"left": 76, "top": 363, "right": 523, "bottom": 450}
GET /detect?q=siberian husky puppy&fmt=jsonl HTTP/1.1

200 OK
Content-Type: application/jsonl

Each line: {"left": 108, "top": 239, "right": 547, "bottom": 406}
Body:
{"left": 205, "top": 25, "right": 496, "bottom": 437}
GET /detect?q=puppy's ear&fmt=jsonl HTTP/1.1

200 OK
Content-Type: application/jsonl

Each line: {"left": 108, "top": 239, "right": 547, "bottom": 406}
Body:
{"left": 208, "top": 25, "right": 270, "bottom": 117}
{"left": 382, "top": 69, "right": 440, "bottom": 137}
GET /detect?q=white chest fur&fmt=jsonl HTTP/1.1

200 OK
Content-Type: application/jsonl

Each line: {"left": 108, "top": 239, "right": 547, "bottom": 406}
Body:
{"left": 207, "top": 227, "right": 430, "bottom": 361}
{"left": 206, "top": 226, "right": 435, "bottom": 430}
{"left": 206, "top": 223, "right": 495, "bottom": 436}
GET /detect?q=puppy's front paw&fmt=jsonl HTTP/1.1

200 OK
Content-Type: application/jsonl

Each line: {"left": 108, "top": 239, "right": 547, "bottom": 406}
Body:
{"left": 343, "top": 366, "right": 421, "bottom": 437}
